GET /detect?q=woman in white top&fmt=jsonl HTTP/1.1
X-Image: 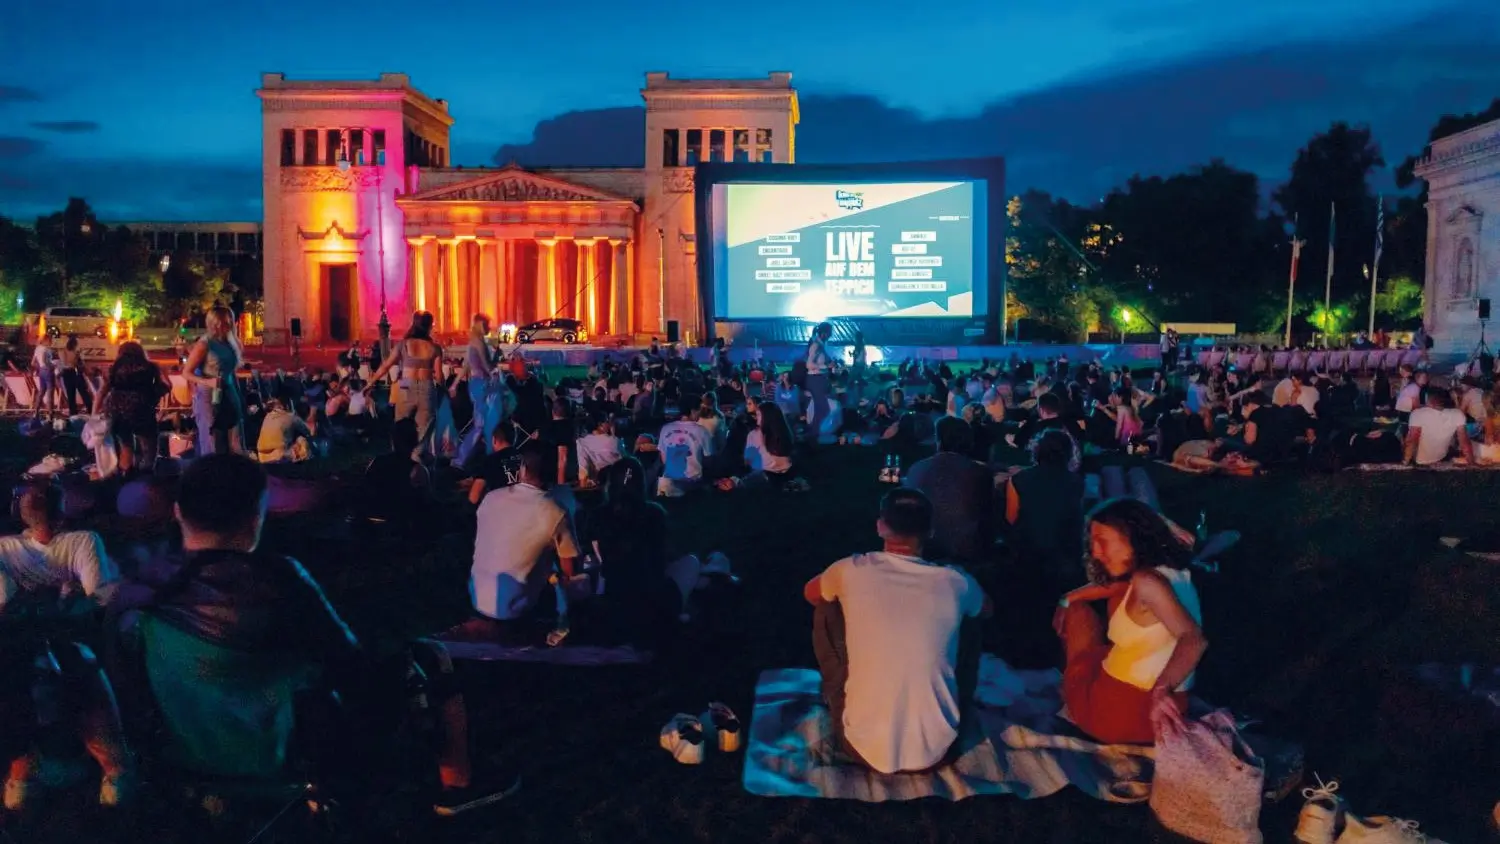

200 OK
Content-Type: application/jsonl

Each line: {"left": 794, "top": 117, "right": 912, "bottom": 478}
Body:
{"left": 696, "top": 393, "right": 727, "bottom": 458}
{"left": 717, "top": 402, "right": 796, "bottom": 490}
{"left": 1052, "top": 498, "right": 1206, "bottom": 744}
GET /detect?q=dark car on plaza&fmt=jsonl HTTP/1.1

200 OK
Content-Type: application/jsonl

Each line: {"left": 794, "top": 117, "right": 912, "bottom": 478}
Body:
{"left": 516, "top": 318, "right": 588, "bottom": 344}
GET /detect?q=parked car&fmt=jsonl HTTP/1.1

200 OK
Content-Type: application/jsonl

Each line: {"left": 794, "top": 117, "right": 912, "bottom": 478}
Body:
{"left": 35, "top": 307, "right": 118, "bottom": 341}
{"left": 516, "top": 318, "right": 587, "bottom": 344}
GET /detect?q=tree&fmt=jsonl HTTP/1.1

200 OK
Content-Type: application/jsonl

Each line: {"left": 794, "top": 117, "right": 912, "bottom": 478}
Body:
{"left": 1094, "top": 160, "right": 1282, "bottom": 326}
{"left": 1005, "top": 191, "right": 1101, "bottom": 340}
{"left": 1273, "top": 123, "right": 1385, "bottom": 308}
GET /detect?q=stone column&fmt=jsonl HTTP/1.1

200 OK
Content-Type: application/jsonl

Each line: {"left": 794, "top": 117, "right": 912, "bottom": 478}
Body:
{"left": 440, "top": 239, "right": 460, "bottom": 334}
{"left": 478, "top": 239, "right": 499, "bottom": 319}
{"left": 536, "top": 239, "right": 558, "bottom": 318}
{"left": 610, "top": 239, "right": 630, "bottom": 336}
{"left": 576, "top": 238, "right": 597, "bottom": 329}
{"left": 495, "top": 240, "right": 511, "bottom": 323}
{"left": 406, "top": 238, "right": 428, "bottom": 314}
{"left": 421, "top": 238, "right": 440, "bottom": 319}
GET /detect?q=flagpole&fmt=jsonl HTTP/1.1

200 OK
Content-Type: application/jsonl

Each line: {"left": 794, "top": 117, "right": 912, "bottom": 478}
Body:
{"left": 1285, "top": 213, "right": 1304, "bottom": 348}
{"left": 1324, "top": 201, "right": 1336, "bottom": 340}
{"left": 1369, "top": 195, "right": 1384, "bottom": 335}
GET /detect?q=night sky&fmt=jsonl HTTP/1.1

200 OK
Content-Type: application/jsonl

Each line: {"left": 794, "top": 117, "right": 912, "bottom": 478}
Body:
{"left": 2, "top": 0, "right": 1497, "bottom": 222}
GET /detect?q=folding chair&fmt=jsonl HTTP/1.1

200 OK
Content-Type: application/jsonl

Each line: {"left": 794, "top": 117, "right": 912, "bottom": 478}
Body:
{"left": 1345, "top": 350, "right": 1367, "bottom": 374}
{"left": 2, "top": 373, "right": 35, "bottom": 416}
{"left": 1289, "top": 350, "right": 1308, "bottom": 374}
{"left": 1206, "top": 351, "right": 1227, "bottom": 369}
{"left": 1233, "top": 352, "right": 1256, "bottom": 372}
{"left": 1382, "top": 349, "right": 1405, "bottom": 372}
{"left": 1306, "top": 351, "right": 1327, "bottom": 374}
{"left": 1399, "top": 349, "right": 1424, "bottom": 369}
{"left": 1271, "top": 351, "right": 1291, "bottom": 373}
{"left": 1325, "top": 350, "right": 1347, "bottom": 373}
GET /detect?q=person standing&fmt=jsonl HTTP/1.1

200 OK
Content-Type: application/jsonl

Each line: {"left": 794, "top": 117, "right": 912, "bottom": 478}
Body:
{"left": 462, "top": 314, "right": 503, "bottom": 455}
{"left": 59, "top": 336, "right": 91, "bottom": 415}
{"left": 368, "top": 311, "right": 443, "bottom": 457}
{"left": 30, "top": 334, "right": 59, "bottom": 419}
{"left": 183, "top": 307, "right": 245, "bottom": 455}
{"left": 804, "top": 322, "right": 834, "bottom": 445}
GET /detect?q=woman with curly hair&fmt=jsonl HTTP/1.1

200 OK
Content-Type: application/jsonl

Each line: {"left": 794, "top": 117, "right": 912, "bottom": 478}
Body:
{"left": 1051, "top": 498, "right": 1206, "bottom": 744}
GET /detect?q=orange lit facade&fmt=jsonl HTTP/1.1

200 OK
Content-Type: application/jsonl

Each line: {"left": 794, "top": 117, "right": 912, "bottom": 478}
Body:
{"left": 258, "top": 71, "right": 798, "bottom": 346}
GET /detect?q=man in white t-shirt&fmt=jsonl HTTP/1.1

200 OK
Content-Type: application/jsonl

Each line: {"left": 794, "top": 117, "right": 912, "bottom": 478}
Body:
{"left": 1394, "top": 367, "right": 1426, "bottom": 415}
{"left": 1272, "top": 373, "right": 1319, "bottom": 418}
{"left": 1405, "top": 389, "right": 1473, "bottom": 466}
{"left": 804, "top": 488, "right": 992, "bottom": 774}
{"left": 0, "top": 484, "right": 117, "bottom": 613}
{"left": 657, "top": 410, "right": 710, "bottom": 496}
{"left": 575, "top": 415, "right": 625, "bottom": 485}
{"left": 446, "top": 445, "right": 581, "bottom": 641}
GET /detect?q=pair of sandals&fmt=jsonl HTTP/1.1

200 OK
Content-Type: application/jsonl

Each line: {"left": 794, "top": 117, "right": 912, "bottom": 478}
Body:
{"left": 659, "top": 703, "right": 741, "bottom": 765}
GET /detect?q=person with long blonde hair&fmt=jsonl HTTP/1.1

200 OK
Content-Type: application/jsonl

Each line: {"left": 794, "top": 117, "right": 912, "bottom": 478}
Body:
{"left": 184, "top": 306, "right": 245, "bottom": 455}
{"left": 461, "top": 314, "right": 505, "bottom": 454}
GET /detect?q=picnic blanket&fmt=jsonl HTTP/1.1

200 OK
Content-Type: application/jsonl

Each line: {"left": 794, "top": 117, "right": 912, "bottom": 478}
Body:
{"left": 743, "top": 655, "right": 1156, "bottom": 803}
{"left": 1347, "top": 461, "right": 1500, "bottom": 472}
{"left": 437, "top": 641, "right": 652, "bottom": 665}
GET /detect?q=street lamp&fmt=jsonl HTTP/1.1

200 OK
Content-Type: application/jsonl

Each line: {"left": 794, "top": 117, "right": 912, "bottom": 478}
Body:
{"left": 337, "top": 146, "right": 391, "bottom": 356}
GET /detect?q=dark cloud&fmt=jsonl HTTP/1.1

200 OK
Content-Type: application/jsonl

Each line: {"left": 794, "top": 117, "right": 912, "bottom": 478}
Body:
{"left": 0, "top": 85, "right": 41, "bottom": 104}
{"left": 493, "top": 13, "right": 1500, "bottom": 202}
{"left": 30, "top": 120, "right": 100, "bottom": 134}
{"left": 0, "top": 137, "right": 46, "bottom": 158}
{"left": 0, "top": 157, "right": 260, "bottom": 222}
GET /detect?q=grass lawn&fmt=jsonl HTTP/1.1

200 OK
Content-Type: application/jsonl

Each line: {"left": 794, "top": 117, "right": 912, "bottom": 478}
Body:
{"left": 3, "top": 428, "right": 1500, "bottom": 843}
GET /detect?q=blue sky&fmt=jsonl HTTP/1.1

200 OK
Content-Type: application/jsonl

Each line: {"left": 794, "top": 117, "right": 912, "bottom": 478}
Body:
{"left": 1, "top": 0, "right": 1497, "bottom": 221}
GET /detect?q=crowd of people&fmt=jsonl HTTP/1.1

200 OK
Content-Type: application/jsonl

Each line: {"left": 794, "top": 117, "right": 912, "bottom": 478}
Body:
{"left": 0, "top": 309, "right": 1475, "bottom": 839}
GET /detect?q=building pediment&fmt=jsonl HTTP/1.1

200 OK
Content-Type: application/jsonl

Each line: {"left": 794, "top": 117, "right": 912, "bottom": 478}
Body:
{"left": 403, "top": 165, "right": 634, "bottom": 203}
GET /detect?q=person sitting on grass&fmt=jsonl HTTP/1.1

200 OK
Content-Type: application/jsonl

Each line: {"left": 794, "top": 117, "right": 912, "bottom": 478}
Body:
{"left": 355, "top": 418, "right": 432, "bottom": 529}
{"left": 467, "top": 424, "right": 520, "bottom": 506}
{"left": 445, "top": 444, "right": 581, "bottom": 643}
{"left": 1053, "top": 498, "right": 1206, "bottom": 745}
{"left": 1404, "top": 388, "right": 1473, "bottom": 466}
{"left": 804, "top": 488, "right": 992, "bottom": 774}
{"left": 902, "top": 416, "right": 995, "bottom": 565}
{"left": 111, "top": 454, "right": 517, "bottom": 816}
{"left": 576, "top": 414, "right": 625, "bottom": 488}
{"left": 2, "top": 485, "right": 135, "bottom": 812}
{"left": 716, "top": 402, "right": 796, "bottom": 491}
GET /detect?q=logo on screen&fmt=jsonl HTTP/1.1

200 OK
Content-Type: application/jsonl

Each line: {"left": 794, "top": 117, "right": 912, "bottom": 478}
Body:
{"left": 834, "top": 190, "right": 864, "bottom": 211}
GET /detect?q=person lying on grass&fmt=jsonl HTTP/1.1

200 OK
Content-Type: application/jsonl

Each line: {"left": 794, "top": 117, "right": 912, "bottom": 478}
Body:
{"left": 1052, "top": 498, "right": 1207, "bottom": 745}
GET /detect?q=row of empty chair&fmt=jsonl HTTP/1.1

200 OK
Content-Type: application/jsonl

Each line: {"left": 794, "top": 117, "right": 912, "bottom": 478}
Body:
{"left": 1191, "top": 348, "right": 1425, "bottom": 375}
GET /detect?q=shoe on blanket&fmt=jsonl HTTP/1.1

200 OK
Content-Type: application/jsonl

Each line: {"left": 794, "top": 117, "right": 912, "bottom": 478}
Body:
{"left": 1336, "top": 814, "right": 1446, "bottom": 843}
{"left": 659, "top": 714, "right": 705, "bottom": 765}
{"left": 1295, "top": 775, "right": 1344, "bottom": 844}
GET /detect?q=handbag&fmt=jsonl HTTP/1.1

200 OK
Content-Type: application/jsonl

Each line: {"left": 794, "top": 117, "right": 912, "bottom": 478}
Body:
{"left": 1149, "top": 708, "right": 1265, "bottom": 844}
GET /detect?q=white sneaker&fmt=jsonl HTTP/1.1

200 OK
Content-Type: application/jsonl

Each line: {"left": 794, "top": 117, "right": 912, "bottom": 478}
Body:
{"left": 3, "top": 776, "right": 30, "bottom": 812}
{"left": 1295, "top": 775, "right": 1343, "bottom": 844}
{"left": 1337, "top": 815, "right": 1445, "bottom": 843}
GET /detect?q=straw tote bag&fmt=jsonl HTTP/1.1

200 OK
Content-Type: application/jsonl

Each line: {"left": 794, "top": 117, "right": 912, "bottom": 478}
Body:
{"left": 1149, "top": 708, "right": 1265, "bottom": 844}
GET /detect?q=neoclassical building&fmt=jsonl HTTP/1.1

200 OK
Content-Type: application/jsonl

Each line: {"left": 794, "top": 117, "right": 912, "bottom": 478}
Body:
{"left": 258, "top": 71, "right": 798, "bottom": 347}
{"left": 1416, "top": 115, "right": 1500, "bottom": 357}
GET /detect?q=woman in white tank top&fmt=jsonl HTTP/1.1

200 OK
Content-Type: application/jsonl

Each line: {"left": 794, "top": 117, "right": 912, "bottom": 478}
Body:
{"left": 1051, "top": 498, "right": 1208, "bottom": 745}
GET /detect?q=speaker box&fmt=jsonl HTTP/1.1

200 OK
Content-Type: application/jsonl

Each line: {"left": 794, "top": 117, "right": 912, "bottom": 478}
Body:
{"left": 1480, "top": 299, "right": 1491, "bottom": 321}
{"left": 290, "top": 317, "right": 303, "bottom": 338}
{"left": 666, "top": 320, "right": 680, "bottom": 344}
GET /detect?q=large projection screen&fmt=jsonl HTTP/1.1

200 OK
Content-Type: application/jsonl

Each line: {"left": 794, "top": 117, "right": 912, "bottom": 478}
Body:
{"left": 710, "top": 180, "right": 985, "bottom": 321}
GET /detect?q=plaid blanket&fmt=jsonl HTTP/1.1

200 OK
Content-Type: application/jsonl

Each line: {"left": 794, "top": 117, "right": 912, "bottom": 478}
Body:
{"left": 1348, "top": 461, "right": 1500, "bottom": 472}
{"left": 743, "top": 655, "right": 1156, "bottom": 803}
